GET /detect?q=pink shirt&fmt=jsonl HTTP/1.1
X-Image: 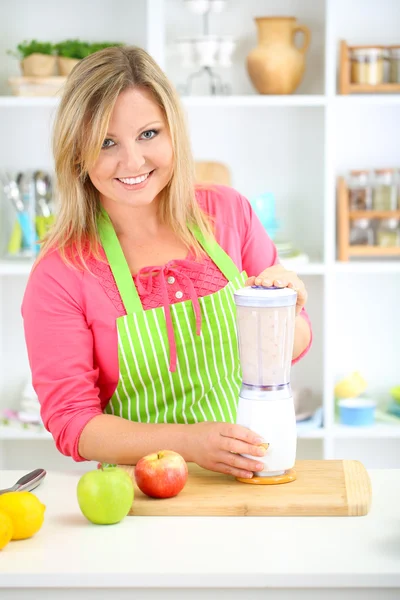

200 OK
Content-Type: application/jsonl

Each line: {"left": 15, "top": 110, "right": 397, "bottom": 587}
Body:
{"left": 22, "top": 185, "right": 312, "bottom": 461}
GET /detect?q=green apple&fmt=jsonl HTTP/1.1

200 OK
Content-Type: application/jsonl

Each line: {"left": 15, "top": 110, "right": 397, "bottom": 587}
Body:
{"left": 77, "top": 466, "right": 134, "bottom": 525}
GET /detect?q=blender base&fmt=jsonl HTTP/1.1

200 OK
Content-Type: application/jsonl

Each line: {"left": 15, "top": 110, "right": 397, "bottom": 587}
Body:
{"left": 236, "top": 468, "right": 297, "bottom": 485}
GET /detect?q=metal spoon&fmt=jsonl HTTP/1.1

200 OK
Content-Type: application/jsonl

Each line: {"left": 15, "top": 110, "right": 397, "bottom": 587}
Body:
{"left": 2, "top": 171, "right": 35, "bottom": 250}
{"left": 0, "top": 468, "right": 46, "bottom": 495}
{"left": 34, "top": 170, "right": 52, "bottom": 218}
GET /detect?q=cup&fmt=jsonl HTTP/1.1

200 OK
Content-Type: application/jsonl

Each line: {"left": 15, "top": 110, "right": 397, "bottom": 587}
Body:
{"left": 184, "top": 0, "right": 210, "bottom": 15}
{"left": 338, "top": 398, "right": 376, "bottom": 426}
{"left": 217, "top": 36, "right": 236, "bottom": 67}
{"left": 194, "top": 35, "right": 219, "bottom": 67}
{"left": 176, "top": 38, "right": 196, "bottom": 68}
{"left": 210, "top": 0, "right": 227, "bottom": 12}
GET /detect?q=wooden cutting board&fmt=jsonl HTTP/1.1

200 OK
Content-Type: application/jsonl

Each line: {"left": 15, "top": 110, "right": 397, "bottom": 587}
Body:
{"left": 120, "top": 460, "right": 372, "bottom": 517}
{"left": 194, "top": 161, "right": 231, "bottom": 186}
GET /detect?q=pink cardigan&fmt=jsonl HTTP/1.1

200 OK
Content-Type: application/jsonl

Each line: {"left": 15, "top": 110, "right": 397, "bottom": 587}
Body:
{"left": 22, "top": 185, "right": 312, "bottom": 461}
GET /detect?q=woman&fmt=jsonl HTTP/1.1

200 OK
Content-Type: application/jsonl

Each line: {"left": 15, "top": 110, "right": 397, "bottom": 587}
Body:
{"left": 22, "top": 46, "right": 312, "bottom": 480}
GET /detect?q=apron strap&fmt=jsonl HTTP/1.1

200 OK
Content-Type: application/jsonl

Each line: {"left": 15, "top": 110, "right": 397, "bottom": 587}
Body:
{"left": 98, "top": 209, "right": 142, "bottom": 315}
{"left": 189, "top": 224, "right": 241, "bottom": 282}
{"left": 97, "top": 209, "right": 242, "bottom": 315}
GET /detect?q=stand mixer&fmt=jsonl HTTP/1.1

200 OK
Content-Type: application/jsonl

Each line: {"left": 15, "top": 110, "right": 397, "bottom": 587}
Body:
{"left": 234, "top": 286, "right": 298, "bottom": 485}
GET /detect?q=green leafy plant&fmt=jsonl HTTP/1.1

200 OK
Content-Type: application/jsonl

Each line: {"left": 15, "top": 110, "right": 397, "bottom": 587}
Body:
{"left": 7, "top": 40, "right": 54, "bottom": 59}
{"left": 54, "top": 39, "right": 91, "bottom": 60}
{"left": 7, "top": 39, "right": 125, "bottom": 62}
{"left": 88, "top": 42, "right": 125, "bottom": 54}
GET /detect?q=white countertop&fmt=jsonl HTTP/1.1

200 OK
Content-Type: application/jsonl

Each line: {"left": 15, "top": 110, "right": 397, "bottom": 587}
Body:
{"left": 0, "top": 469, "right": 399, "bottom": 597}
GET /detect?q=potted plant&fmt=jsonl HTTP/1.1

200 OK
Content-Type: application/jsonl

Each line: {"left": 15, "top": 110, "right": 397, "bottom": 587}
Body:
{"left": 87, "top": 42, "right": 124, "bottom": 54}
{"left": 54, "top": 40, "right": 125, "bottom": 75}
{"left": 54, "top": 39, "right": 91, "bottom": 76}
{"left": 8, "top": 40, "right": 56, "bottom": 77}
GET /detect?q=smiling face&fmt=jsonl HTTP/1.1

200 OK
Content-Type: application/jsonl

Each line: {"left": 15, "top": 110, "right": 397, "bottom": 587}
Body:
{"left": 88, "top": 86, "right": 174, "bottom": 212}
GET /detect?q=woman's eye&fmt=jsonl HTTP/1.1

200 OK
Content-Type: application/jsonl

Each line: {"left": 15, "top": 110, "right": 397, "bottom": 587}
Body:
{"left": 101, "top": 139, "right": 115, "bottom": 149}
{"left": 140, "top": 129, "right": 158, "bottom": 140}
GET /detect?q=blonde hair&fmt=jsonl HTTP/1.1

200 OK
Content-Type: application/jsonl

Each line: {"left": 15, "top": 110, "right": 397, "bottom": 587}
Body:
{"left": 39, "top": 45, "right": 213, "bottom": 268}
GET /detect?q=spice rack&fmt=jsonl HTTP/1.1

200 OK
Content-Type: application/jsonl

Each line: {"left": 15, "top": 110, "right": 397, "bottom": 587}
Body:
{"left": 337, "top": 176, "right": 400, "bottom": 260}
{"left": 339, "top": 40, "right": 400, "bottom": 94}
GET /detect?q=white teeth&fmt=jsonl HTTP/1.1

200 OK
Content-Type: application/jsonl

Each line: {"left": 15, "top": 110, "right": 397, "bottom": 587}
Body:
{"left": 118, "top": 173, "right": 150, "bottom": 185}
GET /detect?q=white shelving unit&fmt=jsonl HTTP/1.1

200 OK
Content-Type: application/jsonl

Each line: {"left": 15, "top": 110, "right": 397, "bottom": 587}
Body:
{"left": 0, "top": 0, "right": 399, "bottom": 471}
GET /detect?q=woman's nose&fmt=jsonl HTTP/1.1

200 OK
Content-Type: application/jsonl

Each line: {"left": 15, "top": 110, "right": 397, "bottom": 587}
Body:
{"left": 122, "top": 143, "right": 146, "bottom": 174}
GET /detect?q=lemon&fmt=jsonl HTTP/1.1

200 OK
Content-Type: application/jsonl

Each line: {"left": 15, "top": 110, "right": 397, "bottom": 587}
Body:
{"left": 334, "top": 372, "right": 367, "bottom": 400}
{"left": 0, "top": 509, "right": 13, "bottom": 549}
{"left": 0, "top": 492, "right": 45, "bottom": 540}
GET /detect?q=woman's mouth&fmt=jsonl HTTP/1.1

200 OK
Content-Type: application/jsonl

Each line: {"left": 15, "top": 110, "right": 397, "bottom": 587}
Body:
{"left": 115, "top": 170, "right": 154, "bottom": 190}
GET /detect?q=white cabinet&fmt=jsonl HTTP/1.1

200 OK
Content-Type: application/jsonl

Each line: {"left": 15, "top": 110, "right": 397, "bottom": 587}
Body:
{"left": 0, "top": 0, "right": 399, "bottom": 471}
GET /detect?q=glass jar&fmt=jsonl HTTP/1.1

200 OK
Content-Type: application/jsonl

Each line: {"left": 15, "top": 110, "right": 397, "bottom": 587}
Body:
{"left": 372, "top": 169, "right": 397, "bottom": 210}
{"left": 397, "top": 168, "right": 400, "bottom": 209}
{"left": 349, "top": 219, "right": 374, "bottom": 246}
{"left": 388, "top": 46, "right": 400, "bottom": 83}
{"left": 376, "top": 218, "right": 400, "bottom": 247}
{"left": 350, "top": 48, "right": 385, "bottom": 85}
{"left": 347, "top": 170, "right": 372, "bottom": 210}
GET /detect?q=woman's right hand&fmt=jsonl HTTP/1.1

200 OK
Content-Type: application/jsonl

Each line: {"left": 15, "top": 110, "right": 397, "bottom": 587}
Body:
{"left": 186, "top": 422, "right": 267, "bottom": 479}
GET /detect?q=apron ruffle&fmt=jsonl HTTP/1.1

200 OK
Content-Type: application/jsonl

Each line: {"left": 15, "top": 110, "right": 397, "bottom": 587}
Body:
{"left": 135, "top": 260, "right": 204, "bottom": 372}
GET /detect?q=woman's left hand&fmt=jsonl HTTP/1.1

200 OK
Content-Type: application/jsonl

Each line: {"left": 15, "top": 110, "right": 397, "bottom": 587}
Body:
{"left": 245, "top": 265, "right": 307, "bottom": 316}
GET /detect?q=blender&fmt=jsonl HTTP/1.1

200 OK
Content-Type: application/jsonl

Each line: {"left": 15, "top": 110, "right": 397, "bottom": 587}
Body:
{"left": 234, "top": 286, "right": 297, "bottom": 485}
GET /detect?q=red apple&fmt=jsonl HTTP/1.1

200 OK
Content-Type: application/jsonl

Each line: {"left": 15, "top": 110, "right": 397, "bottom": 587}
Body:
{"left": 134, "top": 450, "right": 188, "bottom": 499}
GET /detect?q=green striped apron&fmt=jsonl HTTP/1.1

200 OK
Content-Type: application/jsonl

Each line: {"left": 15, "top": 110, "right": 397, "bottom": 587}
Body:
{"left": 98, "top": 211, "right": 247, "bottom": 425}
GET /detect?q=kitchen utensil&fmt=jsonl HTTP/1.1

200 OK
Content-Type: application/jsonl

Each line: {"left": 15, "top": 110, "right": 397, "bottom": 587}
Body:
{"left": 17, "top": 171, "right": 39, "bottom": 253}
{"left": 34, "top": 170, "right": 54, "bottom": 240}
{"left": 34, "top": 170, "right": 52, "bottom": 218}
{"left": 247, "top": 16, "right": 311, "bottom": 95}
{"left": 1, "top": 171, "right": 33, "bottom": 252}
{"left": 234, "top": 285, "right": 297, "bottom": 483}
{"left": 0, "top": 468, "right": 46, "bottom": 496}
{"left": 119, "top": 460, "right": 372, "bottom": 516}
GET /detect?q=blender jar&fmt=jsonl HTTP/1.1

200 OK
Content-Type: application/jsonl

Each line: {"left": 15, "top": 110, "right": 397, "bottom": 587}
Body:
{"left": 234, "top": 286, "right": 296, "bottom": 387}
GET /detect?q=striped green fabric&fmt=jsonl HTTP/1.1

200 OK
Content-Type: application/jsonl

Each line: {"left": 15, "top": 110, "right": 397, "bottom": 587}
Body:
{"left": 105, "top": 272, "right": 246, "bottom": 423}
{"left": 98, "top": 211, "right": 247, "bottom": 424}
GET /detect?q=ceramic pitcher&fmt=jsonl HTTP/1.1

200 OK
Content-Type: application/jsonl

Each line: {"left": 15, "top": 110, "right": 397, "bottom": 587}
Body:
{"left": 247, "top": 16, "right": 311, "bottom": 95}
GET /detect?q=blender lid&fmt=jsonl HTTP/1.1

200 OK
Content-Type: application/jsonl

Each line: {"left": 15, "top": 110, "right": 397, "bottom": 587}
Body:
{"left": 234, "top": 285, "right": 297, "bottom": 307}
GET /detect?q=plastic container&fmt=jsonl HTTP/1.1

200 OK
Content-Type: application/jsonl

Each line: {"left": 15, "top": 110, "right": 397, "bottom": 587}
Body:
{"left": 338, "top": 398, "right": 376, "bottom": 426}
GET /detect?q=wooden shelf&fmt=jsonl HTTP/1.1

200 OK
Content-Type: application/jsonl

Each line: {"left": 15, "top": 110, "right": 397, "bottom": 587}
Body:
{"left": 339, "top": 40, "right": 400, "bottom": 95}
{"left": 347, "top": 246, "right": 400, "bottom": 257}
{"left": 350, "top": 210, "right": 400, "bottom": 219}
{"left": 337, "top": 176, "right": 400, "bottom": 261}
{"left": 348, "top": 84, "right": 400, "bottom": 94}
